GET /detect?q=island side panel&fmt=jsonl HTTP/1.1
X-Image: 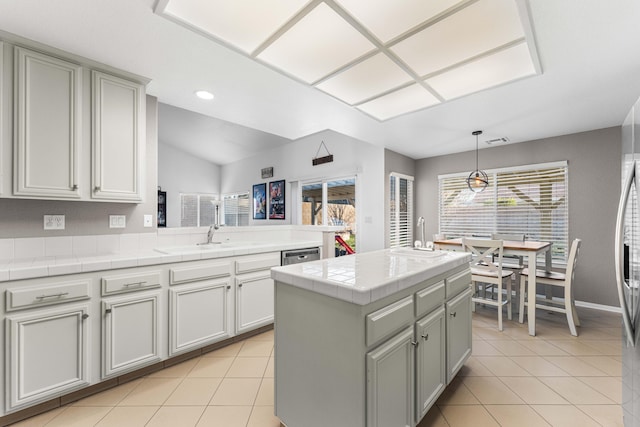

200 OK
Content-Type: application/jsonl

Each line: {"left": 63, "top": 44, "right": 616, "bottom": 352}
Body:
{"left": 275, "top": 282, "right": 367, "bottom": 427}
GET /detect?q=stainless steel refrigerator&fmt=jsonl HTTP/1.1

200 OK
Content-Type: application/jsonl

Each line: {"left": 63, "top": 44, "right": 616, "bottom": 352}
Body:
{"left": 617, "top": 96, "right": 640, "bottom": 426}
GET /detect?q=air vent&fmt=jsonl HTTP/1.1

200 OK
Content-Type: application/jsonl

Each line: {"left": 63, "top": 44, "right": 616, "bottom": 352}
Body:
{"left": 484, "top": 137, "right": 510, "bottom": 145}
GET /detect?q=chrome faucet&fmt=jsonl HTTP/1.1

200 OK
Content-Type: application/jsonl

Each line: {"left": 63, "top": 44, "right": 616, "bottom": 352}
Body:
{"left": 417, "top": 216, "right": 426, "bottom": 248}
{"left": 201, "top": 202, "right": 221, "bottom": 245}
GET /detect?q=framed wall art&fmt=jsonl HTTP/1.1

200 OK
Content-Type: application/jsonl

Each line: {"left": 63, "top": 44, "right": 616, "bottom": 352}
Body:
{"left": 253, "top": 183, "right": 267, "bottom": 220}
{"left": 269, "top": 180, "right": 285, "bottom": 220}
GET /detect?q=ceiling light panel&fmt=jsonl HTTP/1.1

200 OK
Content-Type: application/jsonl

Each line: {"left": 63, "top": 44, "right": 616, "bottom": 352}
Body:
{"left": 163, "top": 0, "right": 308, "bottom": 54}
{"left": 391, "top": 0, "right": 525, "bottom": 76}
{"left": 357, "top": 84, "right": 440, "bottom": 121}
{"left": 257, "top": 3, "right": 376, "bottom": 84}
{"left": 334, "top": 0, "right": 464, "bottom": 43}
{"left": 426, "top": 43, "right": 536, "bottom": 100}
{"left": 316, "top": 53, "right": 413, "bottom": 105}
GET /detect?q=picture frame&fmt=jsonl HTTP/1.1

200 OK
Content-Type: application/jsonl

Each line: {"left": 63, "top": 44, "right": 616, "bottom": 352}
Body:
{"left": 253, "top": 183, "right": 267, "bottom": 220}
{"left": 269, "top": 180, "right": 285, "bottom": 220}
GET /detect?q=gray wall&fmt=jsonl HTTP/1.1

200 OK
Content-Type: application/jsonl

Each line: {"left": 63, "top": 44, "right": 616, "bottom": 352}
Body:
{"left": 415, "top": 127, "right": 621, "bottom": 307}
{"left": 157, "top": 142, "right": 221, "bottom": 228}
{"left": 384, "top": 149, "right": 416, "bottom": 248}
{"left": 0, "top": 95, "right": 159, "bottom": 238}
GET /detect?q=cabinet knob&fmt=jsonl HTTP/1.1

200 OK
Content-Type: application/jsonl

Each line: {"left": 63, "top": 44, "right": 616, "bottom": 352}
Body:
{"left": 238, "top": 284, "right": 243, "bottom": 288}
{"left": 72, "top": 184, "right": 78, "bottom": 190}
{"left": 105, "top": 308, "right": 112, "bottom": 314}
{"left": 94, "top": 186, "right": 101, "bottom": 192}
{"left": 450, "top": 312, "right": 457, "bottom": 318}
{"left": 411, "top": 341, "right": 419, "bottom": 347}
{"left": 82, "top": 313, "right": 89, "bottom": 320}
{"left": 421, "top": 334, "right": 429, "bottom": 341}
{"left": 226, "top": 285, "right": 231, "bottom": 290}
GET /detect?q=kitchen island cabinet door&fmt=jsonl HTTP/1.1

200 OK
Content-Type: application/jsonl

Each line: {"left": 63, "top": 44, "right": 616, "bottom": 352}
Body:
{"left": 415, "top": 307, "right": 446, "bottom": 422}
{"left": 13, "top": 46, "right": 81, "bottom": 199}
{"left": 91, "top": 70, "right": 144, "bottom": 202}
{"left": 366, "top": 326, "right": 414, "bottom": 427}
{"left": 102, "top": 290, "right": 160, "bottom": 378}
{"left": 235, "top": 272, "right": 274, "bottom": 334}
{"left": 169, "top": 279, "right": 232, "bottom": 356}
{"left": 446, "top": 287, "right": 473, "bottom": 383}
{"left": 5, "top": 304, "right": 90, "bottom": 411}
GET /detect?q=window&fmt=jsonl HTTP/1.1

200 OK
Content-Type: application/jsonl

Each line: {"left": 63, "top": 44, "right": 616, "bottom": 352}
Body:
{"left": 389, "top": 173, "right": 414, "bottom": 248}
{"left": 301, "top": 177, "right": 357, "bottom": 255}
{"left": 180, "top": 193, "right": 217, "bottom": 227}
{"left": 223, "top": 192, "right": 250, "bottom": 226}
{"left": 439, "top": 161, "right": 568, "bottom": 262}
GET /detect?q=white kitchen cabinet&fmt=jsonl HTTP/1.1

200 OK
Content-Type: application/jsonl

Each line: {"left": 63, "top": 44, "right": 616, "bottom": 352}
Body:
{"left": 446, "top": 287, "right": 473, "bottom": 383}
{"left": 366, "top": 326, "right": 414, "bottom": 427}
{"left": 13, "top": 46, "right": 81, "bottom": 199}
{"left": 102, "top": 290, "right": 161, "bottom": 378}
{"left": 91, "top": 70, "right": 144, "bottom": 202}
{"left": 235, "top": 271, "right": 274, "bottom": 334}
{"left": 5, "top": 303, "right": 90, "bottom": 411}
{"left": 169, "top": 279, "right": 232, "bottom": 356}
{"left": 415, "top": 307, "right": 446, "bottom": 422}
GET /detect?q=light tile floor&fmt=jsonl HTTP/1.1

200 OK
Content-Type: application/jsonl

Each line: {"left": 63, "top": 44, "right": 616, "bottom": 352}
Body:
{"left": 11, "top": 306, "right": 622, "bottom": 427}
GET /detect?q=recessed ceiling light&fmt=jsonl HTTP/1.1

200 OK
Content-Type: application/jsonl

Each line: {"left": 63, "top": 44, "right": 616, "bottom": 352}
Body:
{"left": 195, "top": 90, "right": 214, "bottom": 100}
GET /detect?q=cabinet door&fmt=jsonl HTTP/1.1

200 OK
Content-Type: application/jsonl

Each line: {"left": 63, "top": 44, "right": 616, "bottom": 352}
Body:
{"left": 14, "top": 47, "right": 81, "bottom": 199}
{"left": 102, "top": 291, "right": 160, "bottom": 377}
{"left": 5, "top": 304, "right": 90, "bottom": 411}
{"left": 366, "top": 326, "right": 414, "bottom": 427}
{"left": 169, "top": 280, "right": 231, "bottom": 356}
{"left": 91, "top": 70, "right": 144, "bottom": 202}
{"left": 416, "top": 307, "right": 446, "bottom": 422}
{"left": 236, "top": 272, "right": 274, "bottom": 334}
{"left": 446, "top": 287, "right": 473, "bottom": 383}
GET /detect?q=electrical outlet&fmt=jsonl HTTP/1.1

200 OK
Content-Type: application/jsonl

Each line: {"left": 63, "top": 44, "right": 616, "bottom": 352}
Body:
{"left": 143, "top": 214, "right": 153, "bottom": 227}
{"left": 44, "top": 215, "right": 65, "bottom": 230}
{"left": 109, "top": 215, "right": 126, "bottom": 229}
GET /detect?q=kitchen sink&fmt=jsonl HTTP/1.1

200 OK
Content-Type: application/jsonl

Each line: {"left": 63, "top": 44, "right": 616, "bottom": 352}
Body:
{"left": 390, "top": 247, "right": 448, "bottom": 258}
{"left": 155, "top": 241, "right": 263, "bottom": 254}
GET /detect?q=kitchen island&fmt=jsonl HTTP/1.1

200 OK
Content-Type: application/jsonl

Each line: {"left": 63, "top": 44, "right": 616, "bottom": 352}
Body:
{"left": 270, "top": 248, "right": 473, "bottom": 427}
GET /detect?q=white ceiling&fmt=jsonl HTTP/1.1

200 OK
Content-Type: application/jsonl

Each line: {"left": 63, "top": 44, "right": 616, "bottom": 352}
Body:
{"left": 1, "top": 0, "right": 640, "bottom": 164}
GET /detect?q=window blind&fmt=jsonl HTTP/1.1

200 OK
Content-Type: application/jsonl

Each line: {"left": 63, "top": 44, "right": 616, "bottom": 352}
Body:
{"left": 180, "top": 193, "right": 218, "bottom": 227}
{"left": 439, "top": 162, "right": 569, "bottom": 262}
{"left": 390, "top": 173, "right": 414, "bottom": 248}
{"left": 223, "top": 192, "right": 250, "bottom": 226}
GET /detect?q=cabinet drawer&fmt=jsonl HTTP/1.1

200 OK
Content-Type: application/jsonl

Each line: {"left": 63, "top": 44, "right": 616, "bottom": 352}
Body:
{"left": 235, "top": 252, "right": 281, "bottom": 274}
{"left": 102, "top": 271, "right": 161, "bottom": 296}
{"left": 415, "top": 280, "right": 445, "bottom": 318}
{"left": 366, "top": 295, "right": 413, "bottom": 347}
{"left": 6, "top": 279, "right": 91, "bottom": 311}
{"left": 170, "top": 261, "right": 232, "bottom": 285}
{"left": 446, "top": 269, "right": 471, "bottom": 298}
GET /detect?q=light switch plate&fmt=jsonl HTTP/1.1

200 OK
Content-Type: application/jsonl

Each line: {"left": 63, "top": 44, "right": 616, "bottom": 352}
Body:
{"left": 44, "top": 215, "right": 65, "bottom": 230}
{"left": 143, "top": 214, "right": 153, "bottom": 227}
{"left": 109, "top": 215, "right": 126, "bottom": 229}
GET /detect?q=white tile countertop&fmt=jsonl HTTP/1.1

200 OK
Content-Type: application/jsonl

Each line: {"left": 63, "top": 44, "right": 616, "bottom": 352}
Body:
{"left": 270, "top": 248, "right": 472, "bottom": 305}
{"left": 0, "top": 240, "right": 322, "bottom": 282}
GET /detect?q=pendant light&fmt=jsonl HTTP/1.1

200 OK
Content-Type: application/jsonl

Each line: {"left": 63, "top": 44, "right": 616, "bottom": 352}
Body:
{"left": 466, "top": 130, "right": 488, "bottom": 192}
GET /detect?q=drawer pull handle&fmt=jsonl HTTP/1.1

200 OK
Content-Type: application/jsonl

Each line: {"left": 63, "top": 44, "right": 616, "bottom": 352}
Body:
{"left": 124, "top": 281, "right": 146, "bottom": 288}
{"left": 105, "top": 308, "right": 112, "bottom": 314}
{"left": 411, "top": 341, "right": 419, "bottom": 347}
{"left": 421, "top": 334, "right": 429, "bottom": 341}
{"left": 450, "top": 312, "right": 457, "bottom": 318}
{"left": 35, "top": 292, "right": 69, "bottom": 300}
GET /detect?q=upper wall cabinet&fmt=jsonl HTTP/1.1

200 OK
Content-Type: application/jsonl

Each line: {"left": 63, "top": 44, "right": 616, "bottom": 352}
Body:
{"left": 92, "top": 71, "right": 144, "bottom": 202}
{"left": 13, "top": 47, "right": 82, "bottom": 199}
{"left": 4, "top": 41, "right": 148, "bottom": 203}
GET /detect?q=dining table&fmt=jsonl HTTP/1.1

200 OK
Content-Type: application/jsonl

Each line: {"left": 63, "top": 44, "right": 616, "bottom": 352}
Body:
{"left": 434, "top": 237, "right": 553, "bottom": 336}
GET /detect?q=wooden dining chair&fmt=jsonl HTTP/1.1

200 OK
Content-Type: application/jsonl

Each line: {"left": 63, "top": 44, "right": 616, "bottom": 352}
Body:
{"left": 518, "top": 239, "right": 582, "bottom": 336}
{"left": 491, "top": 233, "right": 526, "bottom": 310}
{"left": 462, "top": 238, "right": 514, "bottom": 331}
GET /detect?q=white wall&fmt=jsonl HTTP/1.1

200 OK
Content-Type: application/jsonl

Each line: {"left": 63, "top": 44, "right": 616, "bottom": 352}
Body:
{"left": 221, "top": 130, "right": 386, "bottom": 253}
{"left": 157, "top": 142, "right": 221, "bottom": 228}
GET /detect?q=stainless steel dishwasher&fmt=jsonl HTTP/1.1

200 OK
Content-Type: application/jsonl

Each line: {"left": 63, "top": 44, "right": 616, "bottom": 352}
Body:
{"left": 281, "top": 247, "right": 321, "bottom": 265}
